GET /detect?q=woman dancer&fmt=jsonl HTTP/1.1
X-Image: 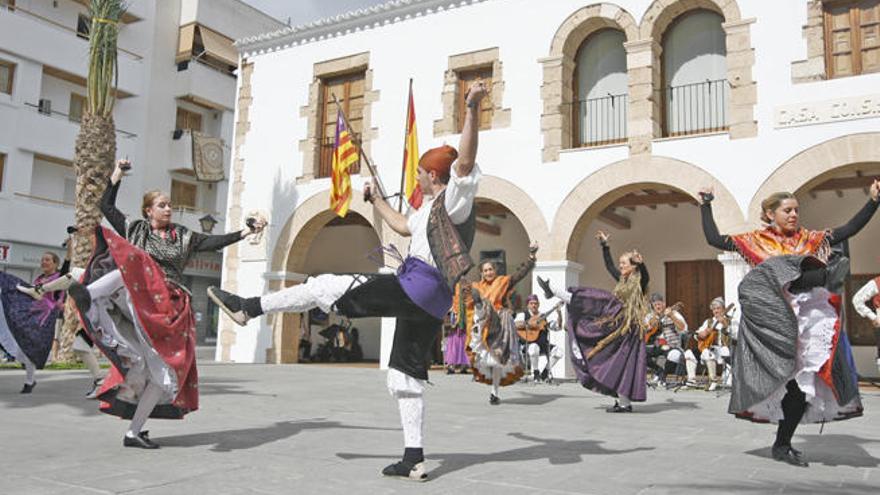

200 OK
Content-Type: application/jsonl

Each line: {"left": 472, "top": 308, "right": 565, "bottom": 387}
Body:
{"left": 460, "top": 244, "right": 536, "bottom": 405}
{"left": 0, "top": 248, "right": 68, "bottom": 393}
{"left": 699, "top": 181, "right": 879, "bottom": 466}
{"left": 538, "top": 230, "right": 649, "bottom": 412}
{"left": 67, "top": 159, "right": 263, "bottom": 449}
{"left": 444, "top": 293, "right": 470, "bottom": 374}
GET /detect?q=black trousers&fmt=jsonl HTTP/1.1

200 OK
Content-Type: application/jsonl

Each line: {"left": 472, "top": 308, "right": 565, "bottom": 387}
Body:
{"left": 333, "top": 274, "right": 442, "bottom": 381}
{"left": 774, "top": 380, "right": 807, "bottom": 447}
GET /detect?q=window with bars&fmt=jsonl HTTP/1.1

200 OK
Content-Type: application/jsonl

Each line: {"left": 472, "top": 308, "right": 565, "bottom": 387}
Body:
{"left": 171, "top": 179, "right": 198, "bottom": 210}
{"left": 456, "top": 66, "right": 493, "bottom": 132}
{"left": 318, "top": 72, "right": 364, "bottom": 178}
{"left": 0, "top": 59, "right": 14, "bottom": 95}
{"left": 69, "top": 93, "right": 86, "bottom": 122}
{"left": 176, "top": 107, "right": 203, "bottom": 132}
{"left": 825, "top": 0, "right": 880, "bottom": 78}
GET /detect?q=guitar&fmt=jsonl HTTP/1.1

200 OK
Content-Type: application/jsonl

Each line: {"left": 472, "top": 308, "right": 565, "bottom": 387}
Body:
{"left": 644, "top": 301, "right": 684, "bottom": 343}
{"left": 517, "top": 301, "right": 564, "bottom": 343}
{"left": 696, "top": 303, "right": 736, "bottom": 352}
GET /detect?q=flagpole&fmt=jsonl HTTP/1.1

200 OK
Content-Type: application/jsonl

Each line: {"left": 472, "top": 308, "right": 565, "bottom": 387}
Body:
{"left": 331, "top": 93, "right": 390, "bottom": 200}
{"left": 397, "top": 78, "right": 413, "bottom": 213}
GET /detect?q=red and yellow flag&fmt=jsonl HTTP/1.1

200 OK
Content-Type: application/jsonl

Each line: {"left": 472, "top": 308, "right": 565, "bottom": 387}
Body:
{"left": 330, "top": 110, "right": 359, "bottom": 217}
{"left": 402, "top": 82, "right": 422, "bottom": 209}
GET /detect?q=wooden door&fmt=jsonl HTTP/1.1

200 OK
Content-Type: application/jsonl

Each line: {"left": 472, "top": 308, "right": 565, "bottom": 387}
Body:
{"left": 665, "top": 259, "right": 724, "bottom": 331}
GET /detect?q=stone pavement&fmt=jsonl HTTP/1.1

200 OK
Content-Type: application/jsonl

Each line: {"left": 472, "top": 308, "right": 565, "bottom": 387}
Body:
{"left": 1, "top": 363, "right": 878, "bottom": 494}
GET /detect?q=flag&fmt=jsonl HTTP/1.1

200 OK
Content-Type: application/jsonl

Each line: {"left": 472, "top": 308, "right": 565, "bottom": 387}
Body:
{"left": 330, "top": 109, "right": 359, "bottom": 217}
{"left": 402, "top": 82, "right": 422, "bottom": 209}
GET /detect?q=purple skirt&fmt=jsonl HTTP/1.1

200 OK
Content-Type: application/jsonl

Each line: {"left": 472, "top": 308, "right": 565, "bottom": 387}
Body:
{"left": 444, "top": 328, "right": 469, "bottom": 366}
{"left": 567, "top": 286, "right": 647, "bottom": 402}
{"left": 0, "top": 272, "right": 58, "bottom": 368}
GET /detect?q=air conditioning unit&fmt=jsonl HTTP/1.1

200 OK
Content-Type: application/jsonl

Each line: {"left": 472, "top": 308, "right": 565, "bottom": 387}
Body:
{"left": 38, "top": 99, "right": 52, "bottom": 115}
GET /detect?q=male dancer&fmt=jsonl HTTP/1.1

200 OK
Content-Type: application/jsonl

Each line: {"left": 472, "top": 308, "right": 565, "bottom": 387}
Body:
{"left": 208, "top": 81, "right": 487, "bottom": 482}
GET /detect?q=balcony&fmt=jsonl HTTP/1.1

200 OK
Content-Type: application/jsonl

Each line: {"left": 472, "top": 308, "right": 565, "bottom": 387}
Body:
{"left": 573, "top": 93, "right": 628, "bottom": 148}
{"left": 0, "top": 5, "right": 142, "bottom": 96}
{"left": 662, "top": 79, "right": 729, "bottom": 138}
{"left": 170, "top": 129, "right": 226, "bottom": 177}
{"left": 17, "top": 102, "right": 136, "bottom": 160}
{"left": 175, "top": 59, "right": 236, "bottom": 111}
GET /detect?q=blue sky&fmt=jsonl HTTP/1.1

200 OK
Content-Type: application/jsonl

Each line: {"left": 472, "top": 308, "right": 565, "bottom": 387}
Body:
{"left": 243, "top": 0, "right": 391, "bottom": 25}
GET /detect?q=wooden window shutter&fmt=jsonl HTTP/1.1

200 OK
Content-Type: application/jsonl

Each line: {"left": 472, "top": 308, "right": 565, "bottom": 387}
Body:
{"left": 456, "top": 66, "right": 493, "bottom": 132}
{"left": 859, "top": 0, "right": 880, "bottom": 73}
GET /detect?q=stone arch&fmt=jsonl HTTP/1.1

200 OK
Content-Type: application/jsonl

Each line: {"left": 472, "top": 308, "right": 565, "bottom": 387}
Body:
{"left": 541, "top": 3, "right": 638, "bottom": 162}
{"left": 639, "top": 0, "right": 740, "bottom": 41}
{"left": 630, "top": 0, "right": 755, "bottom": 149}
{"left": 748, "top": 132, "right": 880, "bottom": 224}
{"left": 477, "top": 175, "right": 551, "bottom": 247}
{"left": 270, "top": 188, "right": 383, "bottom": 274}
{"left": 549, "top": 155, "right": 745, "bottom": 260}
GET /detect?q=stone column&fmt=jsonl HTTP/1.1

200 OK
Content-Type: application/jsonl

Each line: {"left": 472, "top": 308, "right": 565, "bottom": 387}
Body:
{"left": 624, "top": 40, "right": 658, "bottom": 156}
{"left": 533, "top": 260, "right": 584, "bottom": 379}
{"left": 791, "top": 1, "right": 827, "bottom": 83}
{"left": 717, "top": 252, "right": 750, "bottom": 337}
{"left": 538, "top": 55, "right": 574, "bottom": 162}
{"left": 722, "top": 18, "right": 758, "bottom": 140}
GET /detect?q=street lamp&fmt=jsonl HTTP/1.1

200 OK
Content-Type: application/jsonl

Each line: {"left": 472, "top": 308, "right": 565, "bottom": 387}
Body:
{"left": 199, "top": 214, "right": 218, "bottom": 234}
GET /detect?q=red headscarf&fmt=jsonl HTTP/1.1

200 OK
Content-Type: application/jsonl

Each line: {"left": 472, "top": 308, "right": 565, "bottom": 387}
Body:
{"left": 419, "top": 145, "right": 458, "bottom": 184}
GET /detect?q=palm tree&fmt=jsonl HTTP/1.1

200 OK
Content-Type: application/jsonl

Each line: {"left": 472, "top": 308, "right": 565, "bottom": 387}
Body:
{"left": 57, "top": 0, "right": 126, "bottom": 362}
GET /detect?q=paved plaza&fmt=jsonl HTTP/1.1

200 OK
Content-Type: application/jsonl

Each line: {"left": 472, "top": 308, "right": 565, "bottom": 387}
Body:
{"left": 1, "top": 363, "right": 879, "bottom": 494}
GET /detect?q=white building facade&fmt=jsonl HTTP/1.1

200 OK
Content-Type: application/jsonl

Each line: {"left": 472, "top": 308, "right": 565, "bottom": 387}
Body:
{"left": 220, "top": 0, "right": 880, "bottom": 377}
{"left": 0, "top": 0, "right": 283, "bottom": 343}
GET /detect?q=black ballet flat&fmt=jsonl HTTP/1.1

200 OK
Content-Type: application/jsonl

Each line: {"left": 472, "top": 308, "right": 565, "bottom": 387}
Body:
{"left": 605, "top": 402, "right": 632, "bottom": 413}
{"left": 20, "top": 382, "right": 36, "bottom": 394}
{"left": 489, "top": 394, "right": 501, "bottom": 405}
{"left": 771, "top": 445, "right": 808, "bottom": 467}
{"left": 124, "top": 431, "right": 160, "bottom": 450}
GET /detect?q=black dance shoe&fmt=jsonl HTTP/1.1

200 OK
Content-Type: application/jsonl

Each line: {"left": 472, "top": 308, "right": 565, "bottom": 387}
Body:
{"left": 124, "top": 431, "right": 160, "bottom": 450}
{"left": 533, "top": 370, "right": 541, "bottom": 382}
{"left": 771, "top": 445, "right": 808, "bottom": 467}
{"left": 536, "top": 277, "right": 554, "bottom": 301}
{"left": 540, "top": 368, "right": 550, "bottom": 382}
{"left": 68, "top": 282, "right": 92, "bottom": 314}
{"left": 605, "top": 401, "right": 632, "bottom": 413}
{"left": 207, "top": 286, "right": 250, "bottom": 326}
{"left": 381, "top": 460, "right": 427, "bottom": 482}
{"left": 20, "top": 382, "right": 36, "bottom": 394}
{"left": 489, "top": 394, "right": 501, "bottom": 405}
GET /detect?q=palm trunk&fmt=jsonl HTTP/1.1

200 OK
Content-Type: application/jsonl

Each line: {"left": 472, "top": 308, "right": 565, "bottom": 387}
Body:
{"left": 56, "top": 113, "right": 116, "bottom": 362}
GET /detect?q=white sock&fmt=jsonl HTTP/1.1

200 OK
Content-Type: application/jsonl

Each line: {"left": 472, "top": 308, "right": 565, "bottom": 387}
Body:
{"left": 23, "top": 357, "right": 36, "bottom": 385}
{"left": 491, "top": 367, "right": 501, "bottom": 397}
{"left": 127, "top": 382, "right": 163, "bottom": 437}
{"left": 547, "top": 350, "right": 562, "bottom": 372}
{"left": 552, "top": 287, "right": 572, "bottom": 305}
{"left": 619, "top": 396, "right": 631, "bottom": 408}
{"left": 685, "top": 359, "right": 698, "bottom": 381}
{"left": 397, "top": 396, "right": 424, "bottom": 448}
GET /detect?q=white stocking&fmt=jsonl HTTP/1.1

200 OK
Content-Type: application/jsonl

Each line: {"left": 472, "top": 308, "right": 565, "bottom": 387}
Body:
{"left": 491, "top": 367, "right": 501, "bottom": 397}
{"left": 706, "top": 360, "right": 717, "bottom": 381}
{"left": 75, "top": 349, "right": 102, "bottom": 380}
{"left": 618, "top": 395, "right": 631, "bottom": 407}
{"left": 260, "top": 274, "right": 359, "bottom": 314}
{"left": 17, "top": 350, "right": 36, "bottom": 384}
{"left": 547, "top": 347, "right": 563, "bottom": 373}
{"left": 397, "top": 396, "right": 424, "bottom": 448}
{"left": 88, "top": 270, "right": 124, "bottom": 300}
{"left": 127, "top": 382, "right": 163, "bottom": 437}
{"left": 685, "top": 359, "right": 698, "bottom": 381}
{"left": 552, "top": 286, "right": 572, "bottom": 305}
{"left": 527, "top": 344, "right": 540, "bottom": 371}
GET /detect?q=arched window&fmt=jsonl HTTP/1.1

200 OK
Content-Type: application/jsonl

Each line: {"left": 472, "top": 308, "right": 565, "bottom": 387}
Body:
{"left": 661, "top": 10, "right": 727, "bottom": 137}
{"left": 573, "top": 29, "right": 628, "bottom": 147}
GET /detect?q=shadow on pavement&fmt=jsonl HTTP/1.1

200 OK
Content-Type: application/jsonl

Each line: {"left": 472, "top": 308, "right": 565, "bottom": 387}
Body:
{"left": 592, "top": 397, "right": 702, "bottom": 414}
{"left": 745, "top": 433, "right": 880, "bottom": 469}
{"left": 502, "top": 392, "right": 569, "bottom": 406}
{"left": 653, "top": 481, "right": 877, "bottom": 495}
{"left": 337, "top": 431, "right": 653, "bottom": 479}
{"left": 159, "top": 418, "right": 396, "bottom": 452}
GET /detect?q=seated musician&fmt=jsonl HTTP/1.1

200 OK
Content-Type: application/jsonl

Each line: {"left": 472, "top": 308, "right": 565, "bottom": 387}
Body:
{"left": 643, "top": 293, "right": 688, "bottom": 387}
{"left": 684, "top": 297, "right": 733, "bottom": 391}
{"left": 515, "top": 294, "right": 564, "bottom": 383}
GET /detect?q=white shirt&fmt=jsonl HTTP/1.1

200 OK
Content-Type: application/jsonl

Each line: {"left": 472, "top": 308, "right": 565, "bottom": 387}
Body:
{"left": 406, "top": 163, "right": 481, "bottom": 267}
{"left": 853, "top": 279, "right": 879, "bottom": 321}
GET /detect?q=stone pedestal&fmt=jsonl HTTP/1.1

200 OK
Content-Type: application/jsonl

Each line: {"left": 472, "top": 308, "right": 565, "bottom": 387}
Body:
{"left": 533, "top": 260, "right": 584, "bottom": 379}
